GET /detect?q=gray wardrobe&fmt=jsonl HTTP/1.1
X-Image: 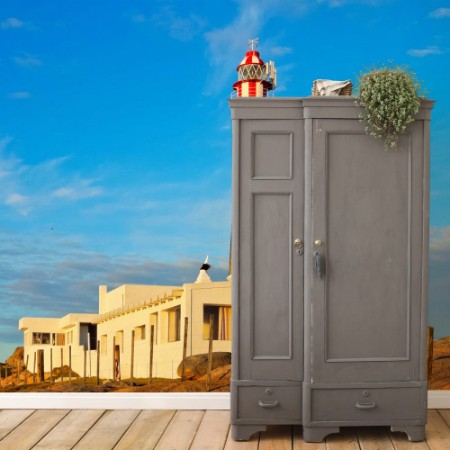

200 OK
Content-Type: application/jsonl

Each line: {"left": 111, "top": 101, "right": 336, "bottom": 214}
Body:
{"left": 229, "top": 97, "right": 434, "bottom": 442}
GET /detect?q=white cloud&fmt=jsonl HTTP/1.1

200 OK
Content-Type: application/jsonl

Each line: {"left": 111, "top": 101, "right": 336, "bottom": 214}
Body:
{"left": 1, "top": 17, "right": 24, "bottom": 29}
{"left": 35, "top": 155, "right": 72, "bottom": 171}
{"left": 430, "top": 226, "right": 450, "bottom": 253}
{"left": 5, "top": 193, "right": 30, "bottom": 216}
{"left": 317, "top": 0, "right": 383, "bottom": 5}
{"left": 13, "top": 53, "right": 43, "bottom": 67}
{"left": 6, "top": 91, "right": 30, "bottom": 99}
{"left": 429, "top": 8, "right": 450, "bottom": 19}
{"left": 0, "top": 227, "right": 229, "bottom": 361}
{"left": 52, "top": 179, "right": 103, "bottom": 201}
{"left": 133, "top": 7, "right": 207, "bottom": 41}
{"left": 5, "top": 192, "right": 27, "bottom": 205}
{"left": 407, "top": 46, "right": 443, "bottom": 57}
{"left": 270, "top": 46, "right": 293, "bottom": 56}
{"left": 429, "top": 226, "right": 450, "bottom": 339}
{"left": 0, "top": 136, "right": 102, "bottom": 215}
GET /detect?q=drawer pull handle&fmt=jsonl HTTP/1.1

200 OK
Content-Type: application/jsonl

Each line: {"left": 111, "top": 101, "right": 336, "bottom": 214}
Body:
{"left": 355, "top": 401, "right": 377, "bottom": 410}
{"left": 258, "top": 400, "right": 279, "bottom": 408}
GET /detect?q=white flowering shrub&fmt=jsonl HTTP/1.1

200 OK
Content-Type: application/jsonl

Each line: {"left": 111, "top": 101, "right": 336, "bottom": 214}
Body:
{"left": 355, "top": 65, "right": 423, "bottom": 150}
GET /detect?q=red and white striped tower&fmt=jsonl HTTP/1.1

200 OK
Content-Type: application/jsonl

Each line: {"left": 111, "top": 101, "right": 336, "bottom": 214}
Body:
{"left": 232, "top": 38, "right": 276, "bottom": 98}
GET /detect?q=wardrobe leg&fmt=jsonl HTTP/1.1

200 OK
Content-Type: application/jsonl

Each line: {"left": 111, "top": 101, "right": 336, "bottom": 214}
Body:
{"left": 231, "top": 424, "right": 266, "bottom": 441}
{"left": 390, "top": 425, "right": 426, "bottom": 442}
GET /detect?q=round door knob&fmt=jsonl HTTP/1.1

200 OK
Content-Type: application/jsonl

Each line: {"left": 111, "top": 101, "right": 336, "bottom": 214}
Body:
{"left": 294, "top": 239, "right": 303, "bottom": 248}
{"left": 314, "top": 239, "right": 323, "bottom": 246}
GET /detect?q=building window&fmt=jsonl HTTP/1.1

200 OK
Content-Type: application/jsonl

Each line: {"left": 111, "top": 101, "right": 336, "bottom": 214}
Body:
{"left": 79, "top": 323, "right": 97, "bottom": 349}
{"left": 203, "top": 305, "right": 232, "bottom": 340}
{"left": 100, "top": 335, "right": 107, "bottom": 356}
{"left": 32, "top": 332, "right": 51, "bottom": 344}
{"left": 31, "top": 332, "right": 66, "bottom": 345}
{"left": 134, "top": 325, "right": 145, "bottom": 341}
{"left": 66, "top": 330, "right": 74, "bottom": 345}
{"left": 53, "top": 333, "right": 65, "bottom": 346}
{"left": 168, "top": 306, "right": 181, "bottom": 342}
{"left": 116, "top": 330, "right": 124, "bottom": 351}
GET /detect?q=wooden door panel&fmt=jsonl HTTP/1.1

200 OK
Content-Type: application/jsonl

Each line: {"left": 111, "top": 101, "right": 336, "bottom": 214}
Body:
{"left": 237, "top": 119, "right": 304, "bottom": 381}
{"left": 309, "top": 119, "right": 424, "bottom": 383}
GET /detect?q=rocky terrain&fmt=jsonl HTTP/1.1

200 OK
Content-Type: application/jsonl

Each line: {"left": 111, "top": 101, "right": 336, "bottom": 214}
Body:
{"left": 1, "top": 348, "right": 230, "bottom": 392}
{"left": 430, "top": 336, "right": 450, "bottom": 390}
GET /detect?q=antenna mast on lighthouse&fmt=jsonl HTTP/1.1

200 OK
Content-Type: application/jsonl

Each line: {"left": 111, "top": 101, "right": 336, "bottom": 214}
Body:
{"left": 232, "top": 38, "right": 276, "bottom": 98}
{"left": 248, "top": 38, "right": 259, "bottom": 51}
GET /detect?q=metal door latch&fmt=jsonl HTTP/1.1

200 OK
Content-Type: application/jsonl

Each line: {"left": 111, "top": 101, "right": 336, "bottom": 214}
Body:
{"left": 313, "top": 251, "right": 326, "bottom": 278}
{"left": 294, "top": 238, "right": 303, "bottom": 255}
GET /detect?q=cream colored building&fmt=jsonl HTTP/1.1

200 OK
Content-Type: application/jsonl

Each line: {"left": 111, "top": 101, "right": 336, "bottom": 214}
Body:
{"left": 19, "top": 313, "right": 99, "bottom": 378}
{"left": 19, "top": 268, "right": 231, "bottom": 380}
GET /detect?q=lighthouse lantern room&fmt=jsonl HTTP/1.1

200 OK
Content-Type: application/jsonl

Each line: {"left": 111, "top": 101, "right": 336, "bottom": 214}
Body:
{"left": 232, "top": 38, "right": 276, "bottom": 98}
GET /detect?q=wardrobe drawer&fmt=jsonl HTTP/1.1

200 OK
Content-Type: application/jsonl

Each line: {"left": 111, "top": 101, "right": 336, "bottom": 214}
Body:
{"left": 236, "top": 385, "right": 302, "bottom": 422}
{"left": 310, "top": 387, "right": 424, "bottom": 423}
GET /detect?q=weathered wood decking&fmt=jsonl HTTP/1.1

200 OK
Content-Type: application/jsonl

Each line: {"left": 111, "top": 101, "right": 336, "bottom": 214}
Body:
{"left": 0, "top": 409, "right": 449, "bottom": 449}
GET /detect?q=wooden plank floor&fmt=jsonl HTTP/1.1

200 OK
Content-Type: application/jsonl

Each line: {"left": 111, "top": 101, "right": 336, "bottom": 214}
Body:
{"left": 0, "top": 409, "right": 448, "bottom": 450}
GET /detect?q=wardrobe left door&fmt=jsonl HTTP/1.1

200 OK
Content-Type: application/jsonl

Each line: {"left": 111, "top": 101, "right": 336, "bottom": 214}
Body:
{"left": 232, "top": 117, "right": 305, "bottom": 429}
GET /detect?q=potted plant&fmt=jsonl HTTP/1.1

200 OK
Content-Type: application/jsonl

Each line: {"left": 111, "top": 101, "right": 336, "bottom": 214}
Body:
{"left": 355, "top": 64, "right": 424, "bottom": 150}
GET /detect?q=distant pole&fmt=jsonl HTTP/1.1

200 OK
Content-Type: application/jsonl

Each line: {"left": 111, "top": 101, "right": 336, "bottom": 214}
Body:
{"left": 114, "top": 345, "right": 121, "bottom": 382}
{"left": 149, "top": 325, "right": 155, "bottom": 384}
{"left": 60, "top": 348, "right": 64, "bottom": 384}
{"left": 88, "top": 332, "right": 92, "bottom": 378}
{"left": 112, "top": 336, "right": 116, "bottom": 381}
{"left": 83, "top": 348, "right": 87, "bottom": 386}
{"left": 25, "top": 355, "right": 29, "bottom": 385}
{"left": 69, "top": 345, "right": 72, "bottom": 384}
{"left": 96, "top": 339, "right": 100, "bottom": 386}
{"left": 130, "top": 331, "right": 135, "bottom": 382}
{"left": 181, "top": 317, "right": 188, "bottom": 381}
{"left": 50, "top": 348, "right": 53, "bottom": 384}
{"left": 33, "top": 352, "right": 36, "bottom": 385}
{"left": 37, "top": 349, "right": 44, "bottom": 383}
{"left": 428, "top": 326, "right": 434, "bottom": 388}
{"left": 206, "top": 314, "right": 214, "bottom": 392}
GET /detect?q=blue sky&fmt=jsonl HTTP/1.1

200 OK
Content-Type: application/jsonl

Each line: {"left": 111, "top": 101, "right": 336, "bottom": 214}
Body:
{"left": 0, "top": 0, "right": 449, "bottom": 362}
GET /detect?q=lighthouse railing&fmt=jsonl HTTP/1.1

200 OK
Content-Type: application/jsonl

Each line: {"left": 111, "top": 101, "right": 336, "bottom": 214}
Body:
{"left": 230, "top": 88, "right": 275, "bottom": 99}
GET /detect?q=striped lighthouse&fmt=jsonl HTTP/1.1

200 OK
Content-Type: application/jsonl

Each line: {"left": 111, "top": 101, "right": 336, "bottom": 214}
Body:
{"left": 232, "top": 38, "right": 276, "bottom": 98}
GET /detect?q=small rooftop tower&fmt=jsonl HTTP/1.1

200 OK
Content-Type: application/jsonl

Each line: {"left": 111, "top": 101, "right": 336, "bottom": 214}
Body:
{"left": 196, "top": 256, "right": 212, "bottom": 283}
{"left": 232, "top": 38, "right": 276, "bottom": 98}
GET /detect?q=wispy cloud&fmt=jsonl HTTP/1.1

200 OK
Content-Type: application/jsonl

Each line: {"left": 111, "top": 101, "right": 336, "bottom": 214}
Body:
{"left": 203, "top": 0, "right": 309, "bottom": 95}
{"left": 0, "top": 228, "right": 228, "bottom": 361}
{"left": 0, "top": 137, "right": 103, "bottom": 215}
{"left": 270, "top": 46, "right": 293, "bottom": 56}
{"left": 317, "top": 0, "right": 383, "bottom": 6}
{"left": 13, "top": 53, "right": 43, "bottom": 68}
{"left": 131, "top": 14, "right": 147, "bottom": 23}
{"left": 407, "top": 46, "right": 444, "bottom": 57}
{"left": 132, "top": 7, "right": 207, "bottom": 41}
{"left": 429, "top": 8, "right": 450, "bottom": 19}
{"left": 52, "top": 179, "right": 103, "bottom": 201}
{"left": 1, "top": 17, "right": 24, "bottom": 29}
{"left": 430, "top": 226, "right": 450, "bottom": 254}
{"left": 6, "top": 91, "right": 30, "bottom": 99}
{"left": 5, "top": 192, "right": 28, "bottom": 206}
{"left": 0, "top": 135, "right": 13, "bottom": 152}
{"left": 429, "top": 226, "right": 450, "bottom": 339}
{"left": 5, "top": 193, "right": 30, "bottom": 216}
